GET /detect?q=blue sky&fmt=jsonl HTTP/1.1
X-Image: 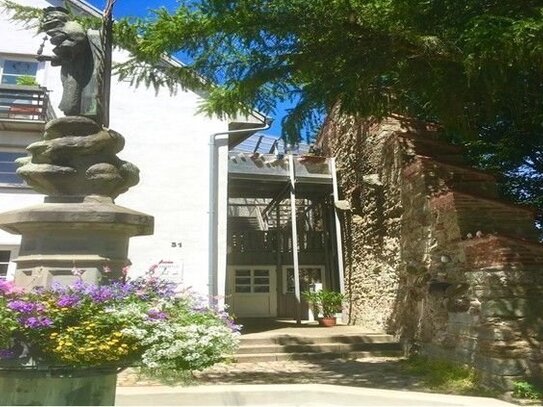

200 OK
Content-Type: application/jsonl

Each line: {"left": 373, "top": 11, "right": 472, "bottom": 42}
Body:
{"left": 87, "top": 0, "right": 289, "bottom": 138}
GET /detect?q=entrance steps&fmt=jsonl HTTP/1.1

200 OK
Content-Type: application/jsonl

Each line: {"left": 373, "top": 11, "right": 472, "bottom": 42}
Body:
{"left": 234, "top": 333, "right": 403, "bottom": 363}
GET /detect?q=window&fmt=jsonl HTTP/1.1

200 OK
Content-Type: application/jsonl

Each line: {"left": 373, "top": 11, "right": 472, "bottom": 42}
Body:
{"left": 1, "top": 59, "right": 38, "bottom": 85}
{"left": 284, "top": 266, "right": 324, "bottom": 294}
{"left": 0, "top": 151, "right": 27, "bottom": 186}
{"left": 0, "top": 250, "right": 10, "bottom": 279}
{"left": 235, "top": 269, "right": 270, "bottom": 293}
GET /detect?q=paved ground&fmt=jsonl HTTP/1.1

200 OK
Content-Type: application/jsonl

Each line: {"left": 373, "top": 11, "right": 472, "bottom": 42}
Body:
{"left": 119, "top": 357, "right": 426, "bottom": 389}
{"left": 235, "top": 318, "right": 378, "bottom": 336}
{"left": 116, "top": 321, "right": 534, "bottom": 405}
{"left": 115, "top": 383, "right": 517, "bottom": 406}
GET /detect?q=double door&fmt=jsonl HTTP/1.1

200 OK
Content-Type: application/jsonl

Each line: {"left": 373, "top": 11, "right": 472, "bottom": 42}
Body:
{"left": 227, "top": 266, "right": 277, "bottom": 317}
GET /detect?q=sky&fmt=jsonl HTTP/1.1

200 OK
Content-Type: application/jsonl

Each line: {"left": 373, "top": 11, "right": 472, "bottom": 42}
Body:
{"left": 87, "top": 0, "right": 290, "bottom": 139}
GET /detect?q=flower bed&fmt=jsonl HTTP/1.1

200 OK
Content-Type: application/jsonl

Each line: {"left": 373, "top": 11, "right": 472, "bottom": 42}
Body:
{"left": 0, "top": 276, "right": 240, "bottom": 381}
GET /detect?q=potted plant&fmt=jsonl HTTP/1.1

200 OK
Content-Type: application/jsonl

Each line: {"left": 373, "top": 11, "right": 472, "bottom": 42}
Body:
{"left": 0, "top": 274, "right": 240, "bottom": 406}
{"left": 302, "top": 290, "right": 345, "bottom": 327}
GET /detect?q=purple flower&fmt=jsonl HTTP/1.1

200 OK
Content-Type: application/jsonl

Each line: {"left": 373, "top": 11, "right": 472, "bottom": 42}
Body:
{"left": 20, "top": 316, "right": 53, "bottom": 329}
{"left": 147, "top": 309, "right": 168, "bottom": 320}
{"left": 7, "top": 300, "right": 44, "bottom": 314}
{"left": 56, "top": 295, "right": 80, "bottom": 308}
{"left": 89, "top": 286, "right": 114, "bottom": 303}
{"left": 0, "top": 349, "right": 16, "bottom": 360}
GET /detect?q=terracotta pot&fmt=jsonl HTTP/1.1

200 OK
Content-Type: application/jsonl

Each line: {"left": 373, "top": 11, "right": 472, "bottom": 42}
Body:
{"left": 318, "top": 317, "right": 337, "bottom": 327}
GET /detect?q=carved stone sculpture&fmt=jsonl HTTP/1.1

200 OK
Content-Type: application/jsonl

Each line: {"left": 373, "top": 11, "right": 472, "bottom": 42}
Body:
{"left": 38, "top": 6, "right": 109, "bottom": 126}
{"left": 0, "top": 2, "right": 153, "bottom": 288}
{"left": 16, "top": 117, "right": 139, "bottom": 200}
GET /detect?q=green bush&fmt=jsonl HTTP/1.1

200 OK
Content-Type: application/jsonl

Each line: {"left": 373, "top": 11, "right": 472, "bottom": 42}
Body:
{"left": 512, "top": 381, "right": 543, "bottom": 400}
{"left": 15, "top": 75, "right": 38, "bottom": 86}
{"left": 402, "top": 356, "right": 492, "bottom": 396}
{"left": 302, "top": 290, "right": 344, "bottom": 317}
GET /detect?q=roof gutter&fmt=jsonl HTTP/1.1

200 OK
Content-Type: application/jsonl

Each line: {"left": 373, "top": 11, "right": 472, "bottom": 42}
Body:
{"left": 208, "top": 118, "right": 272, "bottom": 308}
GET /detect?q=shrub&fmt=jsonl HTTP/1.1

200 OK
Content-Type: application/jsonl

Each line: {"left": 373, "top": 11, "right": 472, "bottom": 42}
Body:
{"left": 512, "top": 381, "right": 543, "bottom": 400}
{"left": 0, "top": 277, "right": 240, "bottom": 381}
{"left": 302, "top": 290, "right": 344, "bottom": 317}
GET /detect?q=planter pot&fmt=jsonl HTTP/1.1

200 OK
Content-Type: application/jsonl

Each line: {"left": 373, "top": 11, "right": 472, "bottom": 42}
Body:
{"left": 0, "top": 366, "right": 120, "bottom": 406}
{"left": 318, "top": 317, "right": 337, "bottom": 327}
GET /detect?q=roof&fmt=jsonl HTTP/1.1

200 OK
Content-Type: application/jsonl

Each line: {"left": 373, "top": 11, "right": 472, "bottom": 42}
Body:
{"left": 232, "top": 133, "right": 312, "bottom": 155}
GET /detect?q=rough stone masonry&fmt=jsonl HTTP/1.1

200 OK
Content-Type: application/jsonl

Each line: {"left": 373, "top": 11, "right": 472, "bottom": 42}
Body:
{"left": 318, "top": 111, "right": 543, "bottom": 389}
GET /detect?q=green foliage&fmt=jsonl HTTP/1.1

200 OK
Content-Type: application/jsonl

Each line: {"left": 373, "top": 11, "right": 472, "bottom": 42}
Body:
{"left": 402, "top": 356, "right": 494, "bottom": 396}
{"left": 0, "top": 1, "right": 100, "bottom": 30}
{"left": 302, "top": 290, "right": 345, "bottom": 317}
{"left": 4, "top": 0, "right": 543, "bottom": 225}
{"left": 99, "top": 0, "right": 543, "bottom": 141}
{"left": 0, "top": 0, "right": 42, "bottom": 29}
{"left": 512, "top": 381, "right": 543, "bottom": 400}
{"left": 109, "top": 0, "right": 543, "bottom": 222}
{"left": 15, "top": 75, "right": 38, "bottom": 86}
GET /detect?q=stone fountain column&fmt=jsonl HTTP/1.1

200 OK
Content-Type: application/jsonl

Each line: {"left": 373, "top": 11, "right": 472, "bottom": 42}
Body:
{"left": 0, "top": 116, "right": 153, "bottom": 288}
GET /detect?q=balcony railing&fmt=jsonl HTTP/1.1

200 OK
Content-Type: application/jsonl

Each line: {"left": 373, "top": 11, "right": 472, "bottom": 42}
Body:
{"left": 0, "top": 84, "right": 52, "bottom": 122}
{"left": 228, "top": 230, "right": 324, "bottom": 254}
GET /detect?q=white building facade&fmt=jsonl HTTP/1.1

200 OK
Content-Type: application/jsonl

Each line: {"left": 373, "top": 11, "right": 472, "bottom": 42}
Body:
{"left": 0, "top": 0, "right": 266, "bottom": 299}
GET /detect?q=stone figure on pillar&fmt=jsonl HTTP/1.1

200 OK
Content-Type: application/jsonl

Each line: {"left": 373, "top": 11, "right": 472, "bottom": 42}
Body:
{"left": 14, "top": 2, "right": 139, "bottom": 201}
{"left": 37, "top": 6, "right": 110, "bottom": 127}
{"left": 0, "top": 0, "right": 153, "bottom": 288}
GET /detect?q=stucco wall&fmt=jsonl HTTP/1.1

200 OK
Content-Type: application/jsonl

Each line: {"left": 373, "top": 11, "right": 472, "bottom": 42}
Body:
{"left": 0, "top": 0, "right": 231, "bottom": 295}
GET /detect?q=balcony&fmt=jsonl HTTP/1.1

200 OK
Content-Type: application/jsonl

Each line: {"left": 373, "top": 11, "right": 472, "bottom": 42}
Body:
{"left": 227, "top": 230, "right": 326, "bottom": 265}
{"left": 0, "top": 84, "right": 54, "bottom": 132}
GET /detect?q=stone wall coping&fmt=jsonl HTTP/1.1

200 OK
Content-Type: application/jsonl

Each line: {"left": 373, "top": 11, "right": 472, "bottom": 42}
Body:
{"left": 415, "top": 156, "right": 496, "bottom": 180}
{"left": 429, "top": 190, "right": 536, "bottom": 215}
{"left": 459, "top": 233, "right": 543, "bottom": 251}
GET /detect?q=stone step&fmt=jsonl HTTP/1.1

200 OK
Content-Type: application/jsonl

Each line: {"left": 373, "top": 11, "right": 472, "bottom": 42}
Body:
{"left": 239, "top": 333, "right": 396, "bottom": 346}
{"left": 234, "top": 349, "right": 403, "bottom": 363}
{"left": 237, "top": 341, "right": 402, "bottom": 355}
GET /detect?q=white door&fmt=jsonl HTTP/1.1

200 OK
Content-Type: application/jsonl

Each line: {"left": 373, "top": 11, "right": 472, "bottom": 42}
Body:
{"left": 227, "top": 266, "right": 277, "bottom": 317}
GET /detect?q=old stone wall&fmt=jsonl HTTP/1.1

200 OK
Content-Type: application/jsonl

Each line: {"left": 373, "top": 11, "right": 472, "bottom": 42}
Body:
{"left": 319, "top": 115, "right": 405, "bottom": 331}
{"left": 319, "top": 111, "right": 543, "bottom": 388}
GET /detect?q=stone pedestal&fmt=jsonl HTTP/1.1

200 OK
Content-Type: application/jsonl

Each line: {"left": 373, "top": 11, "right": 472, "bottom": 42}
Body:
{"left": 0, "top": 116, "right": 154, "bottom": 289}
{"left": 0, "top": 196, "right": 153, "bottom": 288}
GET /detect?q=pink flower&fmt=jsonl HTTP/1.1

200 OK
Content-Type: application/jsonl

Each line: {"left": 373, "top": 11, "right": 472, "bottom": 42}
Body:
{"left": 0, "top": 280, "right": 21, "bottom": 295}
{"left": 103, "top": 265, "right": 112, "bottom": 274}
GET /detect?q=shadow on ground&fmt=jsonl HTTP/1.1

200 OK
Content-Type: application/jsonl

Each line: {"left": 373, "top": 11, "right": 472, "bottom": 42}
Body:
{"left": 237, "top": 318, "right": 321, "bottom": 334}
{"left": 193, "top": 358, "right": 428, "bottom": 392}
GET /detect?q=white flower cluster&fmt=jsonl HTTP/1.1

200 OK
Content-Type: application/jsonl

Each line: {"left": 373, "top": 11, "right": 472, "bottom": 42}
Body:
{"left": 139, "top": 322, "right": 239, "bottom": 371}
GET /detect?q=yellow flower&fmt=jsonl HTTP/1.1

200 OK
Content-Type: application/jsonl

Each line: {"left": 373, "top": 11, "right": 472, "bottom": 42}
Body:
{"left": 50, "top": 332, "right": 58, "bottom": 337}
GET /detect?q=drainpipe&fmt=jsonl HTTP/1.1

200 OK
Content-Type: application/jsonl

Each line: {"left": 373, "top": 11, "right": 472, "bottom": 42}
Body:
{"left": 208, "top": 118, "right": 272, "bottom": 309}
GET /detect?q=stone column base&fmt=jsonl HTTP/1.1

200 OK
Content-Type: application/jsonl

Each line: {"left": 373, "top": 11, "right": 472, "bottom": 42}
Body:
{"left": 0, "top": 198, "right": 153, "bottom": 289}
